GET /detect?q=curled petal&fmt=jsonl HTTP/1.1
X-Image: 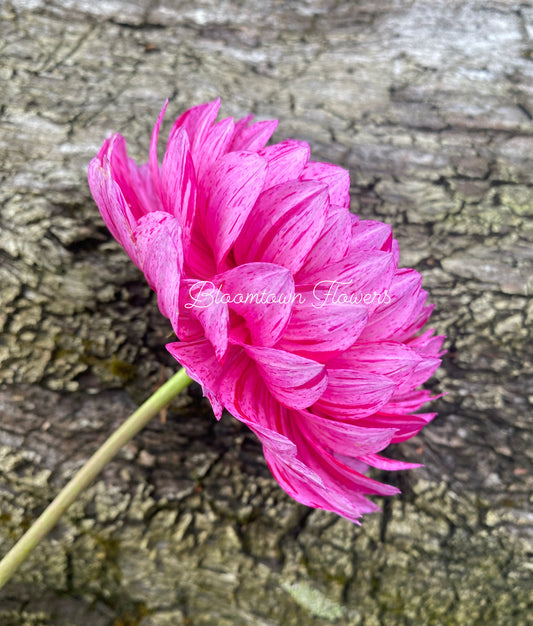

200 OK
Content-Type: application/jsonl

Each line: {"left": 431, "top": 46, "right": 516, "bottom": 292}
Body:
{"left": 244, "top": 345, "right": 327, "bottom": 409}
{"left": 276, "top": 298, "right": 368, "bottom": 362}
{"left": 180, "top": 279, "right": 229, "bottom": 362}
{"left": 133, "top": 212, "right": 183, "bottom": 332}
{"left": 231, "top": 116, "right": 279, "bottom": 152}
{"left": 358, "top": 453, "right": 422, "bottom": 471}
{"left": 355, "top": 411, "right": 436, "bottom": 443}
{"left": 167, "top": 339, "right": 224, "bottom": 418}
{"left": 259, "top": 139, "right": 310, "bottom": 189}
{"left": 359, "top": 269, "right": 425, "bottom": 341}
{"left": 329, "top": 341, "right": 423, "bottom": 393}
{"left": 161, "top": 127, "right": 197, "bottom": 252}
{"left": 300, "top": 410, "right": 397, "bottom": 458}
{"left": 215, "top": 262, "right": 295, "bottom": 347}
{"left": 200, "top": 151, "right": 268, "bottom": 267}
{"left": 234, "top": 180, "right": 329, "bottom": 273}
{"left": 88, "top": 154, "right": 141, "bottom": 267}
{"left": 313, "top": 369, "right": 396, "bottom": 419}
{"left": 300, "top": 161, "right": 351, "bottom": 207}
{"left": 170, "top": 98, "right": 221, "bottom": 163}
{"left": 350, "top": 219, "right": 393, "bottom": 253}
{"left": 297, "top": 204, "right": 352, "bottom": 280}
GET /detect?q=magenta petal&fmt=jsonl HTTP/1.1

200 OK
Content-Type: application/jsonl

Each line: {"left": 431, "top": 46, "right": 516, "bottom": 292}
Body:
{"left": 263, "top": 448, "right": 373, "bottom": 523}
{"left": 193, "top": 116, "right": 235, "bottom": 183}
{"left": 166, "top": 339, "right": 224, "bottom": 418}
{"left": 171, "top": 98, "right": 221, "bottom": 162}
{"left": 234, "top": 180, "right": 329, "bottom": 273}
{"left": 329, "top": 341, "right": 423, "bottom": 393}
{"left": 181, "top": 279, "right": 229, "bottom": 361}
{"left": 107, "top": 135, "right": 162, "bottom": 219}
{"left": 244, "top": 345, "right": 327, "bottom": 409}
{"left": 88, "top": 155, "right": 141, "bottom": 267}
{"left": 358, "top": 269, "right": 425, "bottom": 342}
{"left": 133, "top": 212, "right": 183, "bottom": 331}
{"left": 355, "top": 412, "right": 436, "bottom": 443}
{"left": 201, "top": 151, "right": 268, "bottom": 267}
{"left": 358, "top": 453, "right": 422, "bottom": 471}
{"left": 276, "top": 301, "right": 368, "bottom": 362}
{"left": 231, "top": 117, "right": 279, "bottom": 152}
{"left": 149, "top": 100, "right": 168, "bottom": 197}
{"left": 304, "top": 248, "right": 396, "bottom": 301}
{"left": 296, "top": 204, "right": 352, "bottom": 280}
{"left": 302, "top": 411, "right": 396, "bottom": 457}
{"left": 160, "top": 127, "right": 197, "bottom": 253}
{"left": 128, "top": 162, "right": 164, "bottom": 216}
{"left": 184, "top": 221, "right": 217, "bottom": 278}
{"left": 215, "top": 262, "right": 295, "bottom": 346}
{"left": 313, "top": 369, "right": 396, "bottom": 419}
{"left": 300, "top": 161, "right": 351, "bottom": 207}
{"left": 385, "top": 389, "right": 440, "bottom": 413}
{"left": 350, "top": 220, "right": 393, "bottom": 253}
{"left": 408, "top": 328, "right": 446, "bottom": 356}
{"left": 258, "top": 139, "right": 310, "bottom": 189}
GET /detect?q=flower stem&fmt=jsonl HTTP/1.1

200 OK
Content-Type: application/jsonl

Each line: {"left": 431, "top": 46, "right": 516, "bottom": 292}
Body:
{"left": 0, "top": 368, "right": 192, "bottom": 590}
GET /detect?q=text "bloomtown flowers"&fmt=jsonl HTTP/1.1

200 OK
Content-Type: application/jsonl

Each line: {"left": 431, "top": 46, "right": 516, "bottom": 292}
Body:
{"left": 185, "top": 280, "right": 393, "bottom": 309}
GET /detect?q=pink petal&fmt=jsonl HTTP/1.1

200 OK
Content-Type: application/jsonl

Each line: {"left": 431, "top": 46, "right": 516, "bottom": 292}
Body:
{"left": 233, "top": 180, "right": 329, "bottom": 274}
{"left": 358, "top": 268, "right": 425, "bottom": 341}
{"left": 215, "top": 262, "right": 295, "bottom": 346}
{"left": 302, "top": 249, "right": 396, "bottom": 302}
{"left": 355, "top": 412, "right": 436, "bottom": 443}
{"left": 300, "top": 161, "right": 351, "bottom": 207}
{"left": 133, "top": 212, "right": 183, "bottom": 332}
{"left": 231, "top": 117, "right": 279, "bottom": 152}
{"left": 160, "top": 127, "right": 197, "bottom": 252}
{"left": 408, "top": 328, "right": 446, "bottom": 357}
{"left": 193, "top": 116, "right": 235, "bottom": 183}
{"left": 329, "top": 341, "right": 423, "bottom": 393}
{"left": 300, "top": 410, "right": 396, "bottom": 457}
{"left": 276, "top": 299, "right": 368, "bottom": 362}
{"left": 200, "top": 151, "right": 268, "bottom": 267}
{"left": 219, "top": 351, "right": 391, "bottom": 522}
{"left": 244, "top": 345, "right": 327, "bottom": 409}
{"left": 184, "top": 221, "right": 217, "bottom": 279}
{"left": 149, "top": 100, "right": 168, "bottom": 198}
{"left": 320, "top": 449, "right": 401, "bottom": 496}
{"left": 313, "top": 369, "right": 396, "bottom": 419}
{"left": 358, "top": 453, "right": 422, "bottom": 471}
{"left": 258, "top": 139, "right": 310, "bottom": 189}
{"left": 263, "top": 448, "right": 374, "bottom": 523}
{"left": 384, "top": 389, "right": 441, "bottom": 413}
{"left": 350, "top": 220, "right": 393, "bottom": 253}
{"left": 166, "top": 339, "right": 224, "bottom": 418}
{"left": 106, "top": 135, "right": 162, "bottom": 219}
{"left": 181, "top": 279, "right": 229, "bottom": 361}
{"left": 128, "top": 162, "right": 164, "bottom": 216}
{"left": 170, "top": 98, "right": 221, "bottom": 163}
{"left": 88, "top": 154, "right": 141, "bottom": 267}
{"left": 296, "top": 204, "right": 352, "bottom": 280}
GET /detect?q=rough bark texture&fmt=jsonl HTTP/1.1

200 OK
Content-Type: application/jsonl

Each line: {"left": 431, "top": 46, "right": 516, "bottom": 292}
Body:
{"left": 0, "top": 1, "right": 532, "bottom": 624}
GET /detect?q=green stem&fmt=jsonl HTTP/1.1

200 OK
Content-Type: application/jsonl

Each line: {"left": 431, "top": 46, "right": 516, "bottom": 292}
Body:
{"left": 0, "top": 368, "right": 192, "bottom": 590}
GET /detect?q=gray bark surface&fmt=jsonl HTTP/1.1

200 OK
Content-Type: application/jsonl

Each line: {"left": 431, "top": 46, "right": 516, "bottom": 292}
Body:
{"left": 0, "top": 1, "right": 532, "bottom": 624}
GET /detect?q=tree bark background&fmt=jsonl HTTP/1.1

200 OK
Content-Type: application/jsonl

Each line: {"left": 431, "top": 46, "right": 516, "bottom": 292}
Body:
{"left": 0, "top": 1, "right": 532, "bottom": 624}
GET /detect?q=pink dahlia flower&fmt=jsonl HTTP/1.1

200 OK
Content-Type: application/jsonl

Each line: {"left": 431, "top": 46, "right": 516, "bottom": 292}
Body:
{"left": 88, "top": 99, "right": 444, "bottom": 523}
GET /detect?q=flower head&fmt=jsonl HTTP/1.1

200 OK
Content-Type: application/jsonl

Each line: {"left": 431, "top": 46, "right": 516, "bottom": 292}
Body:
{"left": 89, "top": 99, "right": 444, "bottom": 523}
